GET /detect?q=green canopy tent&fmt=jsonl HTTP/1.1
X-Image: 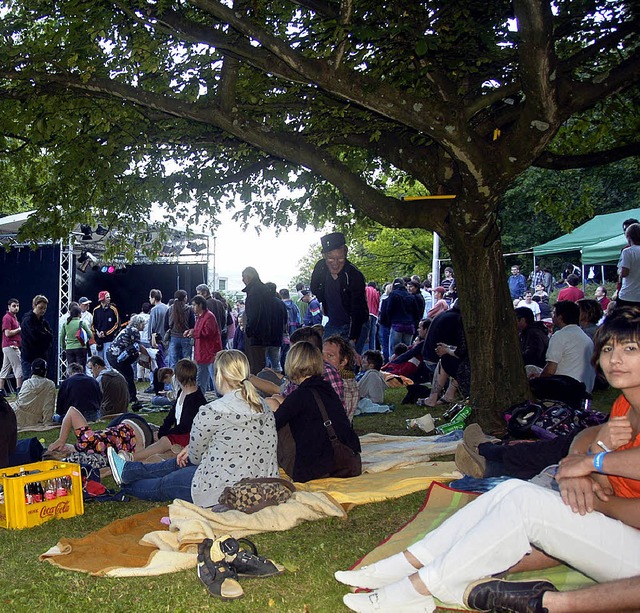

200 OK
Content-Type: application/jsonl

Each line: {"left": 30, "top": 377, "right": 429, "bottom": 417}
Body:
{"left": 533, "top": 208, "right": 640, "bottom": 259}
{"left": 532, "top": 208, "right": 640, "bottom": 286}
{"left": 582, "top": 234, "right": 629, "bottom": 265}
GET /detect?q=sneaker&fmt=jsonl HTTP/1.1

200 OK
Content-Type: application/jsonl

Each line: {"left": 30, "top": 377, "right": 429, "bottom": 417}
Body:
{"left": 454, "top": 442, "right": 486, "bottom": 479}
{"left": 130, "top": 401, "right": 143, "bottom": 412}
{"left": 225, "top": 537, "right": 284, "bottom": 578}
{"left": 197, "top": 538, "right": 244, "bottom": 600}
{"left": 464, "top": 578, "right": 557, "bottom": 613}
{"left": 118, "top": 450, "right": 135, "bottom": 462}
{"left": 107, "top": 446, "right": 128, "bottom": 486}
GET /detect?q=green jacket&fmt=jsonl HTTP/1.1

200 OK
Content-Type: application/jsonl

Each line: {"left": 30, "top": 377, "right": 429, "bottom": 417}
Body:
{"left": 60, "top": 317, "right": 93, "bottom": 350}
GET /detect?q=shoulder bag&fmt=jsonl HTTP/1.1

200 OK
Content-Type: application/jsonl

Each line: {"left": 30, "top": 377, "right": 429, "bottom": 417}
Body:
{"left": 311, "top": 389, "right": 362, "bottom": 478}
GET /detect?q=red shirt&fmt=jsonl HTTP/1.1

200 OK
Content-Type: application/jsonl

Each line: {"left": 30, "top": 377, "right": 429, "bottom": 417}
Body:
{"left": 607, "top": 395, "right": 640, "bottom": 499}
{"left": 557, "top": 286, "right": 585, "bottom": 302}
{"left": 1, "top": 311, "right": 20, "bottom": 349}
{"left": 192, "top": 310, "right": 222, "bottom": 364}
{"left": 598, "top": 296, "right": 611, "bottom": 310}
{"left": 366, "top": 285, "right": 380, "bottom": 317}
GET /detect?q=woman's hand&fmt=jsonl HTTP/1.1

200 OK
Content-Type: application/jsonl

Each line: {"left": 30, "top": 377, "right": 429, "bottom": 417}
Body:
{"left": 592, "top": 416, "right": 633, "bottom": 452}
{"left": 557, "top": 453, "right": 595, "bottom": 480}
{"left": 48, "top": 439, "right": 66, "bottom": 452}
{"left": 557, "top": 475, "right": 601, "bottom": 515}
{"left": 176, "top": 446, "right": 190, "bottom": 467}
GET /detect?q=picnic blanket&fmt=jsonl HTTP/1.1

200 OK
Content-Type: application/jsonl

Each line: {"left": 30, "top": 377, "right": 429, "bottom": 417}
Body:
{"left": 41, "top": 490, "right": 345, "bottom": 576}
{"left": 359, "top": 433, "right": 459, "bottom": 473}
{"left": 40, "top": 432, "right": 459, "bottom": 577}
{"left": 350, "top": 481, "right": 594, "bottom": 611}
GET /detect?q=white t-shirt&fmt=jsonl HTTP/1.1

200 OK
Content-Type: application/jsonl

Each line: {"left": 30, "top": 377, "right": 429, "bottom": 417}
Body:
{"left": 619, "top": 244, "right": 640, "bottom": 302}
{"left": 545, "top": 324, "right": 595, "bottom": 392}
{"left": 517, "top": 300, "right": 541, "bottom": 319}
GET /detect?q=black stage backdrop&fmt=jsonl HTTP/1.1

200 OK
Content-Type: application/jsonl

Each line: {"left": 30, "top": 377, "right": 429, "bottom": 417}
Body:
{"left": 0, "top": 246, "right": 207, "bottom": 380}
{"left": 74, "top": 262, "right": 208, "bottom": 322}
{"left": 0, "top": 245, "right": 61, "bottom": 380}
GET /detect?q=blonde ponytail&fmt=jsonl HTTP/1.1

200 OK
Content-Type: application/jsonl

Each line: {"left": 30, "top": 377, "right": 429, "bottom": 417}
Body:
{"left": 214, "top": 350, "right": 264, "bottom": 413}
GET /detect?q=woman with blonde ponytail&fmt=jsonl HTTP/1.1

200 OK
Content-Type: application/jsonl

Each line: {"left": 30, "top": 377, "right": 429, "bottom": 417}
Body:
{"left": 107, "top": 349, "right": 279, "bottom": 508}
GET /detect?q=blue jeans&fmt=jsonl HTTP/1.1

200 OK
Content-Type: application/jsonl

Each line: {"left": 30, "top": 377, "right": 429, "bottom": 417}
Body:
{"left": 121, "top": 457, "right": 196, "bottom": 502}
{"left": 196, "top": 362, "right": 213, "bottom": 391}
{"left": 96, "top": 342, "right": 113, "bottom": 370}
{"left": 388, "top": 329, "right": 414, "bottom": 358}
{"left": 168, "top": 336, "right": 192, "bottom": 368}
{"left": 368, "top": 315, "right": 378, "bottom": 350}
{"left": 265, "top": 346, "right": 282, "bottom": 372}
{"left": 378, "top": 325, "right": 390, "bottom": 362}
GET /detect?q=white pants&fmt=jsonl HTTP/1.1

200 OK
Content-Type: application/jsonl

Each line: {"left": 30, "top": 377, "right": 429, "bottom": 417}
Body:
{"left": 407, "top": 480, "right": 640, "bottom": 605}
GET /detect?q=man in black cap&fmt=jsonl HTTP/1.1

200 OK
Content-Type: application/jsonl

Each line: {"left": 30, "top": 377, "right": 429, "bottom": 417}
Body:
{"left": 310, "top": 232, "right": 369, "bottom": 352}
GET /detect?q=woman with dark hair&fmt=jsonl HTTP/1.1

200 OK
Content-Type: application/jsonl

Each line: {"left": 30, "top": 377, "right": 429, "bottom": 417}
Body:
{"left": 167, "top": 289, "right": 195, "bottom": 367}
{"left": 337, "top": 306, "right": 640, "bottom": 613}
{"left": 59, "top": 302, "right": 93, "bottom": 369}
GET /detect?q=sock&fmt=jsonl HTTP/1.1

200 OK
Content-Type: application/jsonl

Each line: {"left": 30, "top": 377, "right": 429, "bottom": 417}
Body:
{"left": 343, "top": 577, "right": 436, "bottom": 613}
{"left": 335, "top": 551, "right": 418, "bottom": 589}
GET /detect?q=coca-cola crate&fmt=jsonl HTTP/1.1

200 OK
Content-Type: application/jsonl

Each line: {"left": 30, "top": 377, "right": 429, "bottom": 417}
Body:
{"left": 0, "top": 460, "right": 84, "bottom": 529}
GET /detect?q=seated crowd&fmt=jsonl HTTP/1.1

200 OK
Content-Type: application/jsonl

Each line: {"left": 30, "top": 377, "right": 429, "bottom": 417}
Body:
{"left": 2, "top": 256, "right": 638, "bottom": 612}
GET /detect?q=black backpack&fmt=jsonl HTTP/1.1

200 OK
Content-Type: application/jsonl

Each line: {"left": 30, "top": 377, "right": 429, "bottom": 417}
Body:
{"left": 505, "top": 399, "right": 607, "bottom": 440}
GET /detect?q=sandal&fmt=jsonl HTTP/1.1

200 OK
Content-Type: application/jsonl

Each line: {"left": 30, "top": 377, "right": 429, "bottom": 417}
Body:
{"left": 197, "top": 538, "right": 244, "bottom": 600}
{"left": 220, "top": 536, "right": 285, "bottom": 579}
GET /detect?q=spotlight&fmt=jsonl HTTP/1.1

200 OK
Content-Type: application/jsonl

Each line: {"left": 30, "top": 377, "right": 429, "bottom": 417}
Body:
{"left": 80, "top": 224, "right": 93, "bottom": 241}
{"left": 78, "top": 251, "right": 89, "bottom": 264}
{"left": 107, "top": 265, "right": 115, "bottom": 274}
{"left": 101, "top": 265, "right": 108, "bottom": 273}
{"left": 187, "top": 241, "right": 206, "bottom": 253}
{"left": 95, "top": 224, "right": 109, "bottom": 236}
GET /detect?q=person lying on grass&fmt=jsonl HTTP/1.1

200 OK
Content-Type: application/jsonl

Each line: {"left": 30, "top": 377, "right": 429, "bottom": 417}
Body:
{"left": 47, "top": 407, "right": 154, "bottom": 457}
{"left": 107, "top": 350, "right": 279, "bottom": 507}
{"left": 336, "top": 306, "right": 640, "bottom": 613}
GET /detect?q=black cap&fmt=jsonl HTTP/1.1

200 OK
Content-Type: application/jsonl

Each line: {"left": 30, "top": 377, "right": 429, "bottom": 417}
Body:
{"left": 321, "top": 232, "right": 346, "bottom": 253}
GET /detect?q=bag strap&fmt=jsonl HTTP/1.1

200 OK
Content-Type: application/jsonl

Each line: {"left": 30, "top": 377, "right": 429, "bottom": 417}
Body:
{"left": 311, "top": 389, "right": 338, "bottom": 442}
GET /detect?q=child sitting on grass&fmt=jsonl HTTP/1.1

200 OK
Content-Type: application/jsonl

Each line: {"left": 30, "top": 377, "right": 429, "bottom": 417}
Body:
{"left": 356, "top": 350, "right": 393, "bottom": 415}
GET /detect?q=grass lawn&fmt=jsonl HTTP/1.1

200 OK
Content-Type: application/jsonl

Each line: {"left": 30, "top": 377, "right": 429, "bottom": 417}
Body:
{"left": 0, "top": 385, "right": 616, "bottom": 612}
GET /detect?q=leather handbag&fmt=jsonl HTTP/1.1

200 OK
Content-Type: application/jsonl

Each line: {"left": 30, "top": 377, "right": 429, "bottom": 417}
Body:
{"left": 218, "top": 477, "right": 296, "bottom": 513}
{"left": 311, "top": 390, "right": 362, "bottom": 478}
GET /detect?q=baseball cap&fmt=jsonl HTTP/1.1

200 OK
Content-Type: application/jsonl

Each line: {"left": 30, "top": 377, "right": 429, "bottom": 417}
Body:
{"left": 78, "top": 297, "right": 91, "bottom": 305}
{"left": 98, "top": 291, "right": 109, "bottom": 301}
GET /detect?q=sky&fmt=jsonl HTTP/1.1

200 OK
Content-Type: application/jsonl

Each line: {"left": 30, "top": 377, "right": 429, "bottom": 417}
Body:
{"left": 209, "top": 209, "right": 325, "bottom": 293}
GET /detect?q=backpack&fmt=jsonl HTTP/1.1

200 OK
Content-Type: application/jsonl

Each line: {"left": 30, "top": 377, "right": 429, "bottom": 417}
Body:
{"left": 505, "top": 399, "right": 607, "bottom": 440}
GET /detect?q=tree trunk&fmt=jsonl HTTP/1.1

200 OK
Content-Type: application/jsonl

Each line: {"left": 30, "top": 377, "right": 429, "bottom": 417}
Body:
{"left": 446, "top": 212, "right": 531, "bottom": 434}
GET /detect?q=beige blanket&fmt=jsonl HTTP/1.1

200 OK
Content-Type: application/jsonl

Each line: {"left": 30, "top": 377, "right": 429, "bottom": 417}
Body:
{"left": 359, "top": 433, "right": 460, "bottom": 473}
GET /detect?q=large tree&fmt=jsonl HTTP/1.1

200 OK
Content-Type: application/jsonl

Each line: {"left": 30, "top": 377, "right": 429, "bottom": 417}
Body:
{"left": 1, "top": 0, "right": 639, "bottom": 429}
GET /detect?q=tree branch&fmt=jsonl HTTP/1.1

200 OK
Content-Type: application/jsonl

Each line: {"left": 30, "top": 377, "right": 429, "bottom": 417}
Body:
{"left": 185, "top": 0, "right": 452, "bottom": 138}
{"left": 534, "top": 142, "right": 640, "bottom": 170}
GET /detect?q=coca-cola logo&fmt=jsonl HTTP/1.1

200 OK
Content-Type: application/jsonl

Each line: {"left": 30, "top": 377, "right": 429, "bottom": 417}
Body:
{"left": 39, "top": 501, "right": 70, "bottom": 519}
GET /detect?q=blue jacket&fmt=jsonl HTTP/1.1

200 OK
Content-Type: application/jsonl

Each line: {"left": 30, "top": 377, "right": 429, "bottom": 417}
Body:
{"left": 508, "top": 274, "right": 527, "bottom": 299}
{"left": 379, "top": 286, "right": 422, "bottom": 328}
